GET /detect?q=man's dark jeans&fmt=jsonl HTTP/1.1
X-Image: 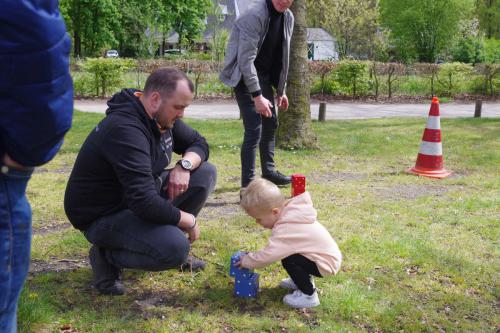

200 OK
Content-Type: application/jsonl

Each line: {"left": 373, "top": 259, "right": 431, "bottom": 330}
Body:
{"left": 84, "top": 162, "right": 216, "bottom": 271}
{"left": 234, "top": 77, "right": 278, "bottom": 188}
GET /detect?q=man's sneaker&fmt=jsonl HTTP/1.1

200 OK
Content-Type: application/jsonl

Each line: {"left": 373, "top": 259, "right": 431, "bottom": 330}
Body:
{"left": 279, "top": 277, "right": 315, "bottom": 290}
{"left": 262, "top": 171, "right": 291, "bottom": 186}
{"left": 179, "top": 256, "right": 206, "bottom": 272}
{"left": 283, "top": 290, "right": 320, "bottom": 308}
{"left": 89, "top": 245, "right": 124, "bottom": 295}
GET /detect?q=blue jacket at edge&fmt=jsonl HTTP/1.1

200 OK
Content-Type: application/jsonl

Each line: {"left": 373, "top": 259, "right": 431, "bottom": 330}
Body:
{"left": 0, "top": 0, "right": 73, "bottom": 167}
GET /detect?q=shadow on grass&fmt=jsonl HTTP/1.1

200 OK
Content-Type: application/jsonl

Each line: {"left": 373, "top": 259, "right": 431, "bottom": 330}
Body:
{"left": 23, "top": 267, "right": 322, "bottom": 332}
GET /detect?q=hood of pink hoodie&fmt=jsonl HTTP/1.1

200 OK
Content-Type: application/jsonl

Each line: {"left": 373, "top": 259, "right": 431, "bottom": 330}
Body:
{"left": 276, "top": 192, "right": 317, "bottom": 225}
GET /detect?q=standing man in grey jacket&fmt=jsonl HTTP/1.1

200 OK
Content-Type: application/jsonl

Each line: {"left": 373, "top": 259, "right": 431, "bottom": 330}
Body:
{"left": 220, "top": 0, "right": 294, "bottom": 189}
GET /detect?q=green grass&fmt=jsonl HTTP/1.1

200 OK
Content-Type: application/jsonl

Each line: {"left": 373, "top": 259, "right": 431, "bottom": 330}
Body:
{"left": 21, "top": 111, "right": 499, "bottom": 332}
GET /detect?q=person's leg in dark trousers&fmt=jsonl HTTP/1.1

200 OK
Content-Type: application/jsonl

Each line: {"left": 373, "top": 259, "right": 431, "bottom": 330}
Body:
{"left": 282, "top": 254, "right": 322, "bottom": 295}
{"left": 169, "top": 162, "right": 217, "bottom": 217}
{"left": 235, "top": 79, "right": 279, "bottom": 188}
{"left": 235, "top": 81, "right": 262, "bottom": 188}
{"left": 84, "top": 162, "right": 217, "bottom": 293}
{"left": 258, "top": 78, "right": 278, "bottom": 176}
{"left": 86, "top": 210, "right": 190, "bottom": 271}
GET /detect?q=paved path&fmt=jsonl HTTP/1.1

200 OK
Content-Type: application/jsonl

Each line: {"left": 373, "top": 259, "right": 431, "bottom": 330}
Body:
{"left": 75, "top": 99, "right": 500, "bottom": 119}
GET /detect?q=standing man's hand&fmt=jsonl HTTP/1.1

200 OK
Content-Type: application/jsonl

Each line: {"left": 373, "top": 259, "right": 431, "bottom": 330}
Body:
{"left": 167, "top": 165, "right": 190, "bottom": 199}
{"left": 277, "top": 94, "right": 289, "bottom": 111}
{"left": 254, "top": 95, "right": 273, "bottom": 118}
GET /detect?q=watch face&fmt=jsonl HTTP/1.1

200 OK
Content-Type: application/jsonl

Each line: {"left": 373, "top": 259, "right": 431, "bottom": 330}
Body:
{"left": 181, "top": 159, "right": 192, "bottom": 170}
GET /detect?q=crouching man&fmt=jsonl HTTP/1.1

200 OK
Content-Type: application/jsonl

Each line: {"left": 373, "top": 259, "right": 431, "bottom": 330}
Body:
{"left": 64, "top": 67, "right": 217, "bottom": 295}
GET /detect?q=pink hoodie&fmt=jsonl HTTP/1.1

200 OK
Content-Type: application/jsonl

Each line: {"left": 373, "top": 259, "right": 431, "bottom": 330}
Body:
{"left": 241, "top": 192, "right": 342, "bottom": 276}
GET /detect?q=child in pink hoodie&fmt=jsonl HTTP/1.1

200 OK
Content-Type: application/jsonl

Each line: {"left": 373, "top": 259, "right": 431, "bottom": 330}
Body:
{"left": 238, "top": 178, "right": 342, "bottom": 308}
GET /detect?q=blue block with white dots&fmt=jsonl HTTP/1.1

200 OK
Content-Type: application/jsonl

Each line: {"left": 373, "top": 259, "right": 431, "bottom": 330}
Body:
{"left": 230, "top": 251, "right": 259, "bottom": 298}
{"left": 234, "top": 272, "right": 259, "bottom": 298}
{"left": 230, "top": 251, "right": 251, "bottom": 277}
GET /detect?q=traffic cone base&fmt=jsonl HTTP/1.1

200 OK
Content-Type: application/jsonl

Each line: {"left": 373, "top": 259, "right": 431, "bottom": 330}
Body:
{"left": 406, "top": 97, "right": 452, "bottom": 179}
{"left": 406, "top": 166, "right": 452, "bottom": 179}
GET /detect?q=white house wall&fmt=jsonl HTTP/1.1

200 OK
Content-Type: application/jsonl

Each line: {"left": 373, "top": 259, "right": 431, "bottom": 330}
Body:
{"left": 312, "top": 41, "right": 338, "bottom": 61}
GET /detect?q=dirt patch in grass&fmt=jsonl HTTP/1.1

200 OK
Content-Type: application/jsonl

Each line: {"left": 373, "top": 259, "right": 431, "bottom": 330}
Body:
{"left": 32, "top": 222, "right": 71, "bottom": 236}
{"left": 309, "top": 172, "right": 368, "bottom": 183}
{"left": 133, "top": 290, "right": 185, "bottom": 318}
{"left": 198, "top": 191, "right": 241, "bottom": 221}
{"left": 29, "top": 256, "right": 88, "bottom": 276}
{"left": 372, "top": 184, "right": 455, "bottom": 200}
{"left": 33, "top": 167, "right": 72, "bottom": 175}
{"left": 372, "top": 184, "right": 466, "bottom": 200}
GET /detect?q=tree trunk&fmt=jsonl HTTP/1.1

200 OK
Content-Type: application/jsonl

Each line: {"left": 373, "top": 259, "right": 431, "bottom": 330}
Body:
{"left": 277, "top": 0, "right": 317, "bottom": 149}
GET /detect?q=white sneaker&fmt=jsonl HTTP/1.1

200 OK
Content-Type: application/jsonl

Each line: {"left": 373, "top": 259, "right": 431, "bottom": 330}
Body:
{"left": 283, "top": 290, "right": 320, "bottom": 308}
{"left": 279, "top": 277, "right": 315, "bottom": 290}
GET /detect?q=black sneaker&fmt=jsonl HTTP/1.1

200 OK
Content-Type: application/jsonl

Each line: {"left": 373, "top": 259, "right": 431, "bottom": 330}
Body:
{"left": 89, "top": 245, "right": 125, "bottom": 295}
{"left": 262, "top": 171, "right": 291, "bottom": 186}
{"left": 179, "top": 256, "right": 206, "bottom": 272}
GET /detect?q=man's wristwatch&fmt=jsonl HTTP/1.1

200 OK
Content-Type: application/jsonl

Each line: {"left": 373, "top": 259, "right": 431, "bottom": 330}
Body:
{"left": 177, "top": 159, "right": 193, "bottom": 171}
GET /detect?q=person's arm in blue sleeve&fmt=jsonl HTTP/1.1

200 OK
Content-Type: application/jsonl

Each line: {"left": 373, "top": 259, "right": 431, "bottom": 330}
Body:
{"left": 0, "top": 0, "right": 73, "bottom": 167}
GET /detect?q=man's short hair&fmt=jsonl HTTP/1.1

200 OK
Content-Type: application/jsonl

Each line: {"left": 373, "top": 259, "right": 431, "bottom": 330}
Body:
{"left": 240, "top": 178, "right": 285, "bottom": 213}
{"left": 143, "top": 67, "right": 194, "bottom": 98}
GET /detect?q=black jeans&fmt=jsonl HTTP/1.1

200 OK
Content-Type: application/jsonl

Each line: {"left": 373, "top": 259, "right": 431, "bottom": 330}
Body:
{"left": 282, "top": 254, "right": 322, "bottom": 296}
{"left": 234, "top": 77, "right": 278, "bottom": 188}
{"left": 84, "top": 162, "right": 216, "bottom": 271}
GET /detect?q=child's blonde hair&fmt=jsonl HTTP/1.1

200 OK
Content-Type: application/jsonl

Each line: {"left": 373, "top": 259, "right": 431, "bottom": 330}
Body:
{"left": 240, "top": 178, "right": 285, "bottom": 213}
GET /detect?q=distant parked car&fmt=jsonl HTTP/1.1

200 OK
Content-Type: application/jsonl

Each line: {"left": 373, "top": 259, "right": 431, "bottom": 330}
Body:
{"left": 105, "top": 50, "right": 119, "bottom": 58}
{"left": 164, "top": 49, "right": 185, "bottom": 55}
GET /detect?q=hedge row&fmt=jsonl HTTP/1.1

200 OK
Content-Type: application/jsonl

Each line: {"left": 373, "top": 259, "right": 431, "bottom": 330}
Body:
{"left": 72, "top": 58, "right": 500, "bottom": 99}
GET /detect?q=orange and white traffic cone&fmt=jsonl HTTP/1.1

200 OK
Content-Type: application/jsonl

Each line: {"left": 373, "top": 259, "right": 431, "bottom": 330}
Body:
{"left": 406, "top": 97, "right": 452, "bottom": 179}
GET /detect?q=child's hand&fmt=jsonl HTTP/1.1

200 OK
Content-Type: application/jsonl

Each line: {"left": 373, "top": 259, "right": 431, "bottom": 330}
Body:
{"left": 235, "top": 254, "right": 247, "bottom": 268}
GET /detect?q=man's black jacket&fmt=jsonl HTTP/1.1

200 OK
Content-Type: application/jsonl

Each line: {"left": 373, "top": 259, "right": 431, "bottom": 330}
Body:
{"left": 64, "top": 89, "right": 209, "bottom": 231}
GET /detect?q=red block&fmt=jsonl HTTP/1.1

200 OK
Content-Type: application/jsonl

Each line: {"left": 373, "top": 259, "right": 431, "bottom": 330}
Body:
{"left": 291, "top": 174, "right": 306, "bottom": 196}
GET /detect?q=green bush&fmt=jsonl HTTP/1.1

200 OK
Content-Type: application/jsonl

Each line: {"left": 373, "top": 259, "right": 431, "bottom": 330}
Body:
{"left": 397, "top": 75, "right": 431, "bottom": 96}
{"left": 73, "top": 71, "right": 98, "bottom": 97}
{"left": 436, "top": 62, "right": 473, "bottom": 96}
{"left": 334, "top": 61, "right": 370, "bottom": 97}
{"left": 451, "top": 36, "right": 484, "bottom": 64}
{"left": 196, "top": 75, "right": 232, "bottom": 96}
{"left": 71, "top": 57, "right": 500, "bottom": 99}
{"left": 483, "top": 38, "right": 500, "bottom": 63}
{"left": 473, "top": 63, "right": 500, "bottom": 96}
{"left": 310, "top": 75, "right": 341, "bottom": 95}
{"left": 81, "top": 58, "right": 137, "bottom": 97}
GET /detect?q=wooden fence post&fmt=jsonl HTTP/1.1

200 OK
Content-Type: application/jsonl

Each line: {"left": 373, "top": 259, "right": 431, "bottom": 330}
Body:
{"left": 474, "top": 100, "right": 482, "bottom": 118}
{"left": 318, "top": 102, "right": 326, "bottom": 122}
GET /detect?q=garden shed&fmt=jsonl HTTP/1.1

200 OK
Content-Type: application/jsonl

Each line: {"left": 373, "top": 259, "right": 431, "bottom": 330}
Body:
{"left": 307, "top": 28, "right": 338, "bottom": 61}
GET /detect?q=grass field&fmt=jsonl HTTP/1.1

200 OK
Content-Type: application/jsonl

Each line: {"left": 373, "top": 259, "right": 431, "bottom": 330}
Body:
{"left": 20, "top": 111, "right": 499, "bottom": 332}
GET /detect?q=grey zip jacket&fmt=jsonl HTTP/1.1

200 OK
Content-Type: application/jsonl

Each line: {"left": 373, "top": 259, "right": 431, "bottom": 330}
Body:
{"left": 219, "top": 0, "right": 294, "bottom": 96}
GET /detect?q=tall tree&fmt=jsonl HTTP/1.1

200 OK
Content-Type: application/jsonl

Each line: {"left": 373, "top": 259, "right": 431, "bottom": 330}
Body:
{"left": 116, "top": 0, "right": 166, "bottom": 58}
{"left": 380, "top": 0, "right": 473, "bottom": 62}
{"left": 277, "top": 0, "right": 317, "bottom": 149}
{"left": 476, "top": 0, "right": 500, "bottom": 38}
{"left": 306, "top": 0, "right": 380, "bottom": 59}
{"left": 60, "top": 0, "right": 120, "bottom": 57}
{"left": 163, "top": 0, "right": 211, "bottom": 49}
